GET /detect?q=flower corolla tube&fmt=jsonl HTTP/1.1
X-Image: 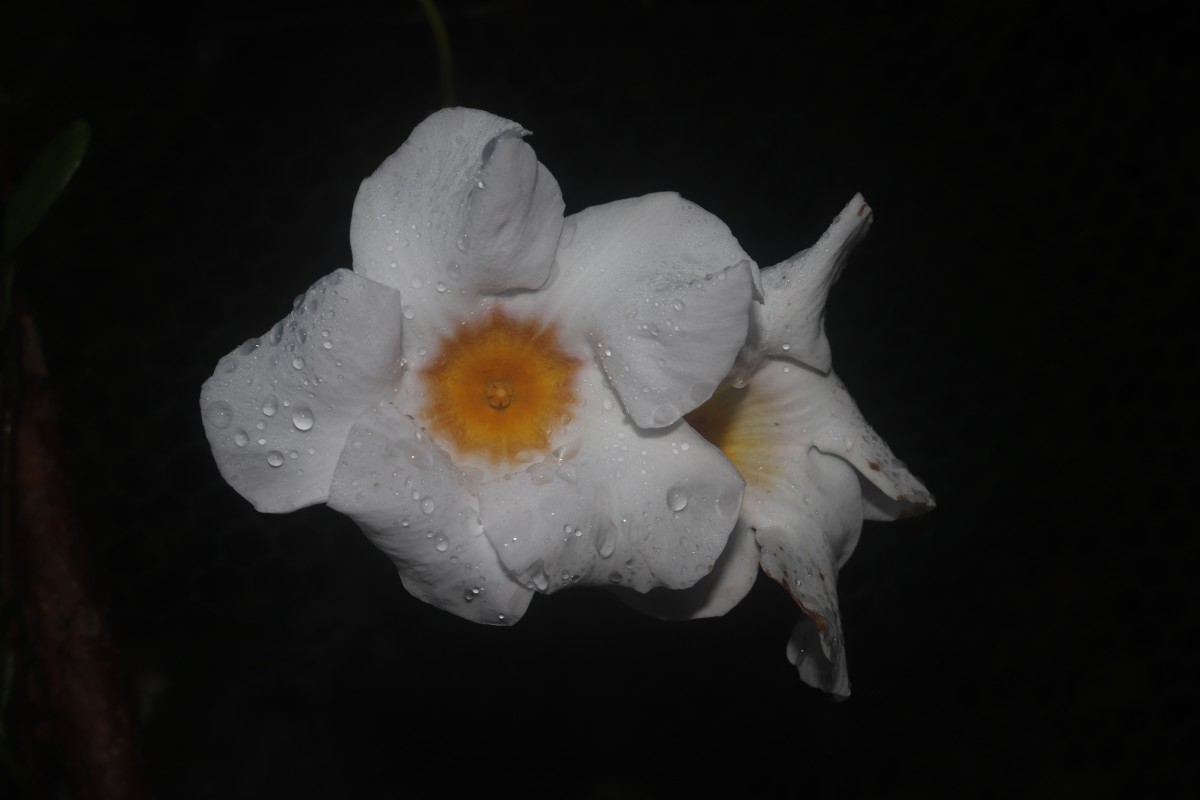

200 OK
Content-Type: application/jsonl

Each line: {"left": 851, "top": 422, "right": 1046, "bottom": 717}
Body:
{"left": 201, "top": 108, "right": 756, "bottom": 625}
{"left": 622, "top": 195, "right": 935, "bottom": 696}
{"left": 200, "top": 109, "right": 932, "bottom": 693}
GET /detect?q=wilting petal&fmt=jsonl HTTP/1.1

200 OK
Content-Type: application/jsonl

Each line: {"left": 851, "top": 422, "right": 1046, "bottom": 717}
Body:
{"left": 616, "top": 518, "right": 760, "bottom": 619}
{"left": 527, "top": 193, "right": 755, "bottom": 429}
{"left": 477, "top": 380, "right": 744, "bottom": 594}
{"left": 200, "top": 270, "right": 405, "bottom": 513}
{"left": 810, "top": 373, "right": 935, "bottom": 516}
{"left": 750, "top": 194, "right": 872, "bottom": 373}
{"left": 756, "top": 449, "right": 863, "bottom": 697}
{"left": 700, "top": 359, "right": 931, "bottom": 564}
{"left": 350, "top": 108, "right": 563, "bottom": 314}
{"left": 328, "top": 402, "right": 533, "bottom": 625}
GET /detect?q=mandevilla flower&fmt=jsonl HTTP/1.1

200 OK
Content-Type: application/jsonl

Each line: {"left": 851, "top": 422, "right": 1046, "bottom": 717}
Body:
{"left": 625, "top": 195, "right": 934, "bottom": 696}
{"left": 200, "top": 108, "right": 756, "bottom": 625}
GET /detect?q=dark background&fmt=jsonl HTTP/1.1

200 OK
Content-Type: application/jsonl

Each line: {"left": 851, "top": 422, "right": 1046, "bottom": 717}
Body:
{"left": 3, "top": 1, "right": 1194, "bottom": 797}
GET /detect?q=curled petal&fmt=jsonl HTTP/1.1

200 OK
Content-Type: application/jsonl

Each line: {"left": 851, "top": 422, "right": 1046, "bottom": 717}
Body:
{"left": 530, "top": 193, "right": 755, "bottom": 428}
{"left": 749, "top": 194, "right": 872, "bottom": 374}
{"left": 615, "top": 518, "right": 760, "bottom": 620}
{"left": 350, "top": 107, "right": 564, "bottom": 315}
{"left": 718, "top": 360, "right": 932, "bottom": 559}
{"left": 756, "top": 449, "right": 863, "bottom": 697}
{"left": 200, "top": 270, "right": 405, "bottom": 512}
{"left": 327, "top": 402, "right": 533, "bottom": 625}
{"left": 811, "top": 374, "right": 935, "bottom": 516}
{"left": 477, "top": 380, "right": 744, "bottom": 594}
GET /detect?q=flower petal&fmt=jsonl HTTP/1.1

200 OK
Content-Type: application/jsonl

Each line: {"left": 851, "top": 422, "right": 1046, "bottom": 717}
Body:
{"left": 749, "top": 194, "right": 872, "bottom": 373}
{"left": 723, "top": 359, "right": 932, "bottom": 551}
{"left": 755, "top": 449, "right": 863, "bottom": 697}
{"left": 614, "top": 518, "right": 760, "bottom": 620}
{"left": 200, "top": 269, "right": 405, "bottom": 513}
{"left": 476, "top": 376, "right": 745, "bottom": 594}
{"left": 809, "top": 373, "right": 935, "bottom": 518}
{"left": 327, "top": 402, "right": 533, "bottom": 625}
{"left": 532, "top": 193, "right": 755, "bottom": 428}
{"left": 350, "top": 107, "right": 564, "bottom": 302}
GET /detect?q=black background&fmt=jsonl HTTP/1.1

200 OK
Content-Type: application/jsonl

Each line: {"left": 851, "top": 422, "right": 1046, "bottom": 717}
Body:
{"left": 3, "top": 1, "right": 1195, "bottom": 797}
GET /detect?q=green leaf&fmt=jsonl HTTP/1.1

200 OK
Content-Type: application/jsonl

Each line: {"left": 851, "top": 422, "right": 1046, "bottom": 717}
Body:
{"left": 2, "top": 119, "right": 91, "bottom": 260}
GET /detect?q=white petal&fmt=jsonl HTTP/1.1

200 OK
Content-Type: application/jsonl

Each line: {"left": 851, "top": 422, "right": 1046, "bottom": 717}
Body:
{"left": 477, "top": 375, "right": 744, "bottom": 594}
{"left": 327, "top": 402, "right": 533, "bottom": 625}
{"left": 731, "top": 360, "right": 932, "bottom": 553}
{"left": 810, "top": 373, "right": 935, "bottom": 517}
{"left": 755, "top": 449, "right": 863, "bottom": 697}
{"left": 200, "top": 270, "right": 405, "bottom": 513}
{"left": 350, "top": 107, "right": 563, "bottom": 302}
{"left": 615, "top": 518, "right": 760, "bottom": 619}
{"left": 529, "top": 193, "right": 755, "bottom": 428}
{"left": 749, "top": 194, "right": 872, "bottom": 373}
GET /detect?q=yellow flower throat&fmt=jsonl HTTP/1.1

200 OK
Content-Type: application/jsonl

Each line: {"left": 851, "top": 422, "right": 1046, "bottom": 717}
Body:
{"left": 420, "top": 307, "right": 581, "bottom": 464}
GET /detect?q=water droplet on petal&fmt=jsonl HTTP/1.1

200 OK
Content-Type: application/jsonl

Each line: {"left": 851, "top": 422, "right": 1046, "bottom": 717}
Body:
{"left": 651, "top": 404, "right": 680, "bottom": 426}
{"left": 292, "top": 405, "right": 314, "bottom": 431}
{"left": 667, "top": 487, "right": 689, "bottom": 512}
{"left": 436, "top": 281, "right": 447, "bottom": 293}
{"left": 261, "top": 395, "right": 277, "bottom": 417}
{"left": 402, "top": 305, "right": 415, "bottom": 320}
{"left": 266, "top": 451, "right": 284, "bottom": 467}
{"left": 672, "top": 299, "right": 686, "bottom": 312}
{"left": 205, "top": 401, "right": 233, "bottom": 429}
{"left": 233, "top": 430, "right": 249, "bottom": 447}
{"left": 596, "top": 522, "right": 617, "bottom": 558}
{"left": 435, "top": 534, "right": 449, "bottom": 552}
{"left": 420, "top": 497, "right": 436, "bottom": 515}
{"left": 292, "top": 357, "right": 305, "bottom": 370}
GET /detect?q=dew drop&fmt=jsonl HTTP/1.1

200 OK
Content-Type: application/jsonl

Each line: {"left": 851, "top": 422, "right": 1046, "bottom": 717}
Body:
{"left": 596, "top": 523, "right": 617, "bottom": 558}
{"left": 291, "top": 405, "right": 314, "bottom": 431}
{"left": 322, "top": 341, "right": 333, "bottom": 349}
{"left": 261, "top": 395, "right": 278, "bottom": 417}
{"left": 435, "top": 281, "right": 447, "bottom": 293}
{"left": 267, "top": 321, "right": 284, "bottom": 345}
{"left": 651, "top": 404, "right": 680, "bottom": 426}
{"left": 672, "top": 299, "right": 686, "bottom": 312}
{"left": 205, "top": 400, "right": 233, "bottom": 429}
{"left": 602, "top": 397, "right": 614, "bottom": 411}
{"left": 420, "top": 497, "right": 436, "bottom": 515}
{"left": 402, "top": 305, "right": 415, "bottom": 320}
{"left": 435, "top": 534, "right": 449, "bottom": 552}
{"left": 292, "top": 357, "right": 305, "bottom": 370}
{"left": 446, "top": 262, "right": 462, "bottom": 281}
{"left": 666, "top": 487, "right": 689, "bottom": 512}
{"left": 257, "top": 437, "right": 267, "bottom": 445}
{"left": 233, "top": 430, "right": 249, "bottom": 447}
{"left": 411, "top": 277, "right": 423, "bottom": 289}
{"left": 266, "top": 451, "right": 284, "bottom": 467}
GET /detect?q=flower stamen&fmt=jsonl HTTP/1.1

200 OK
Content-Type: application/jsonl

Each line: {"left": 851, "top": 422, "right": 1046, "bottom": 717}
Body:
{"left": 486, "top": 379, "right": 514, "bottom": 409}
{"left": 420, "top": 307, "right": 581, "bottom": 464}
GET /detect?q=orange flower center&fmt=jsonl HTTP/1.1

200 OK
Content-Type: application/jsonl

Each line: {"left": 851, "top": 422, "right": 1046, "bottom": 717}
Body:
{"left": 420, "top": 307, "right": 582, "bottom": 464}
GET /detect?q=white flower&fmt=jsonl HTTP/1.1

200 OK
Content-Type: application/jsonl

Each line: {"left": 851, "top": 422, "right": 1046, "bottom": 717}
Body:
{"left": 200, "top": 108, "right": 757, "bottom": 625}
{"left": 624, "top": 195, "right": 934, "bottom": 696}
